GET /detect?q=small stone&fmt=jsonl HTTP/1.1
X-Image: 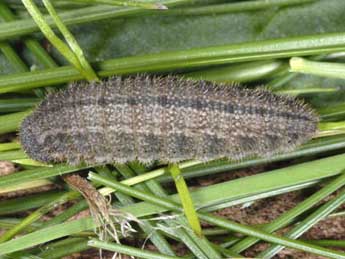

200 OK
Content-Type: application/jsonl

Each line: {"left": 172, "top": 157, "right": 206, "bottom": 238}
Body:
{"left": 0, "top": 161, "right": 16, "bottom": 176}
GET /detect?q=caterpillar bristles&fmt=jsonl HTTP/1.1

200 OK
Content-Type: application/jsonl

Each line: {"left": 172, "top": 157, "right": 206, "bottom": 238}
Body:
{"left": 20, "top": 75, "right": 319, "bottom": 165}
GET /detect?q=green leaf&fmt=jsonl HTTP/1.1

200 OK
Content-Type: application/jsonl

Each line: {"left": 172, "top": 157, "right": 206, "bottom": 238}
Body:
{"left": 89, "top": 173, "right": 345, "bottom": 259}
{"left": 0, "top": 218, "right": 94, "bottom": 255}
{"left": 169, "top": 163, "right": 202, "bottom": 237}
{"left": 0, "top": 191, "right": 65, "bottom": 215}
{"left": 230, "top": 170, "right": 345, "bottom": 253}
{"left": 0, "top": 109, "right": 32, "bottom": 134}
{"left": 259, "top": 186, "right": 345, "bottom": 257}
{"left": 69, "top": 0, "right": 345, "bottom": 62}
{"left": 0, "top": 164, "right": 86, "bottom": 189}
{"left": 88, "top": 239, "right": 180, "bottom": 259}
{"left": 123, "top": 153, "right": 345, "bottom": 217}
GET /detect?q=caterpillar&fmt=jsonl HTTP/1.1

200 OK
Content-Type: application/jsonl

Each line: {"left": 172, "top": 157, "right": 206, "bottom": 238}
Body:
{"left": 20, "top": 75, "right": 318, "bottom": 165}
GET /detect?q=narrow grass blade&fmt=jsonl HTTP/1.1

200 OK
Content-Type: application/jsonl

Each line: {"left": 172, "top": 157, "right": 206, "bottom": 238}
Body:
{"left": 0, "top": 218, "right": 94, "bottom": 255}
{"left": 11, "top": 158, "right": 50, "bottom": 166}
{"left": 22, "top": 0, "right": 94, "bottom": 80}
{"left": 39, "top": 199, "right": 87, "bottom": 228}
{"left": 0, "top": 179, "right": 52, "bottom": 195}
{"left": 160, "top": 136, "right": 345, "bottom": 182}
{"left": 186, "top": 60, "right": 285, "bottom": 83}
{"left": 0, "top": 0, "right": 191, "bottom": 41}
{"left": 0, "top": 218, "right": 41, "bottom": 232}
{"left": 0, "top": 142, "right": 21, "bottom": 152}
{"left": 99, "top": 160, "right": 202, "bottom": 196}
{"left": 303, "top": 240, "right": 345, "bottom": 248}
{"left": 0, "top": 2, "right": 57, "bottom": 70}
{"left": 319, "top": 103, "right": 345, "bottom": 122}
{"left": 37, "top": 237, "right": 89, "bottom": 259}
{"left": 230, "top": 170, "right": 345, "bottom": 253}
{"left": 160, "top": 0, "right": 315, "bottom": 16}
{"left": 0, "top": 164, "right": 85, "bottom": 189}
{"left": 0, "top": 149, "right": 27, "bottom": 160}
{"left": 105, "top": 166, "right": 176, "bottom": 256}
{"left": 290, "top": 57, "right": 345, "bottom": 79}
{"left": 0, "top": 109, "right": 32, "bottom": 134}
{"left": 0, "top": 43, "right": 28, "bottom": 72}
{"left": 88, "top": 239, "right": 179, "bottom": 259}
{"left": 129, "top": 163, "right": 223, "bottom": 258}
{"left": 259, "top": 187, "right": 345, "bottom": 258}
{"left": 2, "top": 32, "right": 345, "bottom": 94}
{"left": 169, "top": 163, "right": 202, "bottom": 237}
{"left": 42, "top": 0, "right": 99, "bottom": 81}
{"left": 123, "top": 153, "right": 345, "bottom": 217}
{"left": 0, "top": 98, "right": 39, "bottom": 113}
{"left": 89, "top": 173, "right": 345, "bottom": 259}
{"left": 0, "top": 191, "right": 65, "bottom": 215}
{"left": 69, "top": 0, "right": 167, "bottom": 9}
{"left": 0, "top": 191, "right": 79, "bottom": 242}
{"left": 319, "top": 121, "right": 345, "bottom": 132}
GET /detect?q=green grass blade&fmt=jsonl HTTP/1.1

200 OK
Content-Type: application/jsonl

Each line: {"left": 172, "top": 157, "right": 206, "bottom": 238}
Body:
{"left": 319, "top": 121, "right": 345, "bottom": 131}
{"left": 186, "top": 60, "right": 285, "bottom": 83}
{"left": 259, "top": 187, "right": 345, "bottom": 258}
{"left": 290, "top": 57, "right": 345, "bottom": 79}
{"left": 319, "top": 103, "right": 345, "bottom": 122}
{"left": 88, "top": 239, "right": 179, "bottom": 259}
{"left": 2, "top": 32, "right": 345, "bottom": 94}
{"left": 0, "top": 218, "right": 41, "bottom": 232}
{"left": 163, "top": 0, "right": 315, "bottom": 15}
{"left": 0, "top": 179, "right": 53, "bottom": 195}
{"left": 127, "top": 164, "right": 217, "bottom": 258}
{"left": 0, "top": 98, "right": 39, "bottom": 113}
{"left": 0, "top": 2, "right": 57, "bottom": 69}
{"left": 99, "top": 160, "right": 201, "bottom": 196}
{"left": 39, "top": 199, "right": 87, "bottom": 228}
{"left": 2, "top": 153, "right": 345, "bottom": 258}
{"left": 0, "top": 142, "right": 21, "bottom": 152}
{"left": 302, "top": 239, "right": 345, "bottom": 248}
{"left": 0, "top": 109, "right": 32, "bottom": 134}
{"left": 230, "top": 170, "right": 345, "bottom": 253}
{"left": 169, "top": 163, "right": 202, "bottom": 237}
{"left": 37, "top": 237, "right": 89, "bottom": 259}
{"left": 0, "top": 218, "right": 94, "bottom": 255}
{"left": 103, "top": 166, "right": 176, "bottom": 256}
{"left": 0, "top": 164, "right": 86, "bottom": 189}
{"left": 124, "top": 153, "right": 345, "bottom": 217}
{"left": 68, "top": 0, "right": 167, "bottom": 9}
{"left": 89, "top": 173, "right": 345, "bottom": 259}
{"left": 0, "top": 0, "right": 192, "bottom": 41}
{"left": 161, "top": 136, "right": 345, "bottom": 182}
{"left": 129, "top": 163, "right": 224, "bottom": 258}
{"left": 0, "top": 150, "right": 27, "bottom": 160}
{"left": 22, "top": 0, "right": 93, "bottom": 80}
{"left": 198, "top": 213, "right": 345, "bottom": 259}
{"left": 0, "top": 43, "right": 28, "bottom": 72}
{"left": 0, "top": 191, "right": 65, "bottom": 215}
{"left": 3, "top": 152, "right": 344, "bottom": 218}
{"left": 42, "top": 0, "right": 99, "bottom": 81}
{"left": 0, "top": 190, "right": 79, "bottom": 242}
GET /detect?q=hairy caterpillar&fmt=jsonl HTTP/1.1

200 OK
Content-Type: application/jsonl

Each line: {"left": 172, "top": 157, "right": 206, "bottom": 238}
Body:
{"left": 20, "top": 75, "right": 318, "bottom": 165}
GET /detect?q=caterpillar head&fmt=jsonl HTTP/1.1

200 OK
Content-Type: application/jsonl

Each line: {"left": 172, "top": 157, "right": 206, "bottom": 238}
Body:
{"left": 20, "top": 113, "right": 52, "bottom": 163}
